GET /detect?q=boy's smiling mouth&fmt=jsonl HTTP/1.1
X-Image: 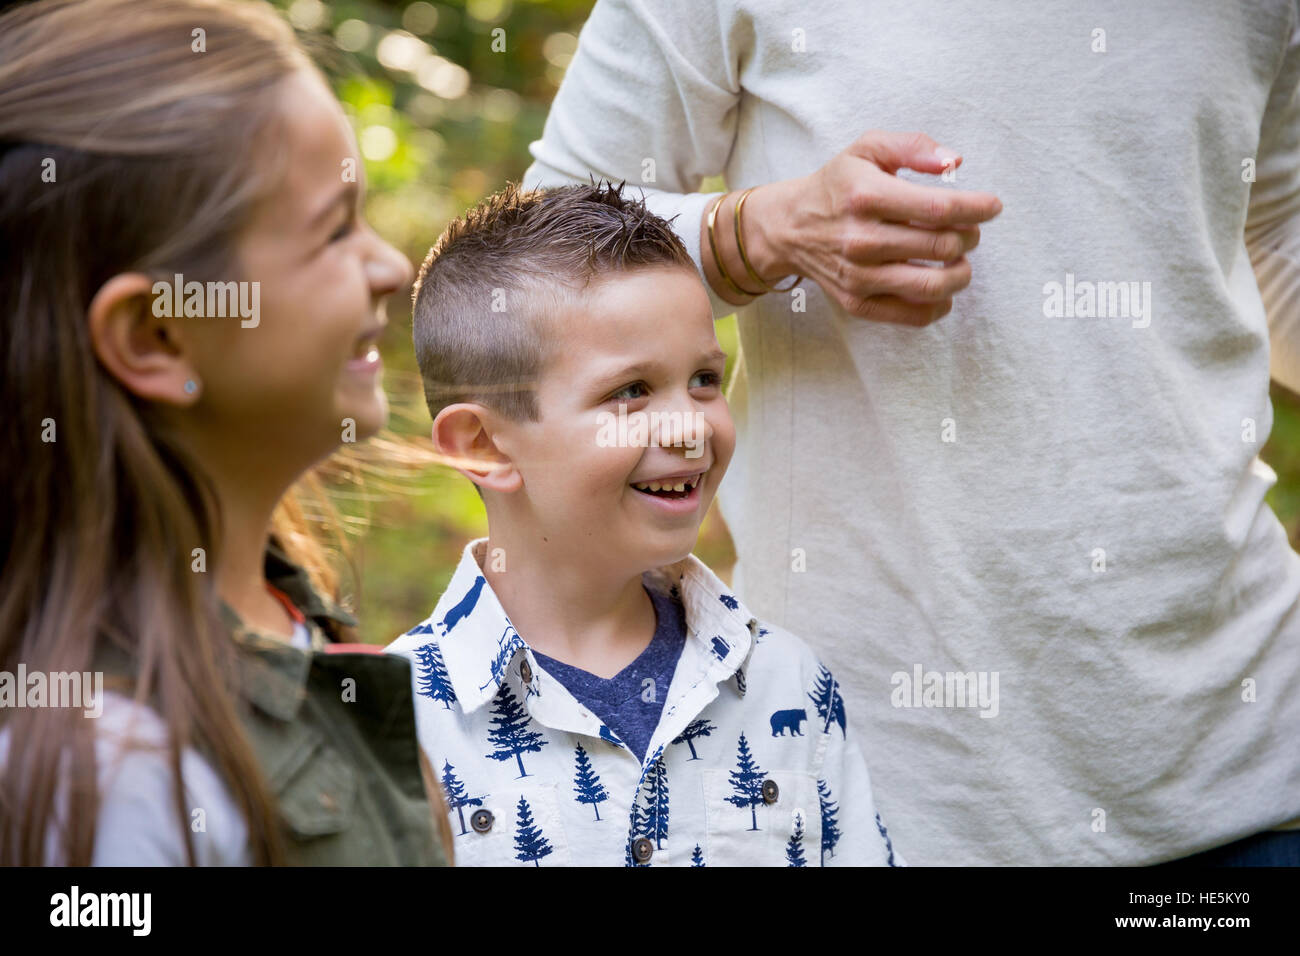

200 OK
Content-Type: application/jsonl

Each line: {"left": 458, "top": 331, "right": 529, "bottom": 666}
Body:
{"left": 630, "top": 469, "right": 706, "bottom": 501}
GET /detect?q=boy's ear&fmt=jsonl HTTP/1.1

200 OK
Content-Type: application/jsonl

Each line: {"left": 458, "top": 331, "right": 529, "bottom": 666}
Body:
{"left": 432, "top": 404, "right": 523, "bottom": 494}
{"left": 87, "top": 273, "right": 201, "bottom": 407}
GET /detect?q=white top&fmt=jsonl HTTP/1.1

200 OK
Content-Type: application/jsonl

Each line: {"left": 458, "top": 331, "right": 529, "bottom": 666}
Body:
{"left": 522, "top": 0, "right": 1300, "bottom": 863}
{"left": 0, "top": 691, "right": 251, "bottom": 865}
{"left": 386, "top": 538, "right": 904, "bottom": 866}
{"left": 288, "top": 619, "right": 311, "bottom": 651}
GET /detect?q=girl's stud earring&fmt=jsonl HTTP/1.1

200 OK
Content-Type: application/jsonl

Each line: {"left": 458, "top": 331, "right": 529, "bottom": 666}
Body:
{"left": 183, "top": 379, "right": 198, "bottom": 395}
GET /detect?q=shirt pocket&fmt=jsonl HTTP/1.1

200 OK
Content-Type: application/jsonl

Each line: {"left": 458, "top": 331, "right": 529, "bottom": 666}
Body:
{"left": 274, "top": 739, "right": 358, "bottom": 840}
{"left": 702, "top": 768, "right": 821, "bottom": 866}
{"left": 452, "top": 781, "right": 572, "bottom": 867}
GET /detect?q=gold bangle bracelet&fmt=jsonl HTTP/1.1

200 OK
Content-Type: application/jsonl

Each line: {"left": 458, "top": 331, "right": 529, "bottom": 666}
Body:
{"left": 706, "top": 193, "right": 763, "bottom": 298}
{"left": 735, "top": 187, "right": 802, "bottom": 294}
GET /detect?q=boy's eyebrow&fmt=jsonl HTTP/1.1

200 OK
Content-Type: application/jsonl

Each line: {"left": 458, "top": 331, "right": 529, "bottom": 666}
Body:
{"left": 307, "top": 181, "right": 358, "bottom": 229}
{"left": 592, "top": 348, "right": 728, "bottom": 388}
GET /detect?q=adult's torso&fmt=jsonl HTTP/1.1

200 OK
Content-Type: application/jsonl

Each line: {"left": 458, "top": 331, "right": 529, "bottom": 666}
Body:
{"left": 716, "top": 0, "right": 1300, "bottom": 864}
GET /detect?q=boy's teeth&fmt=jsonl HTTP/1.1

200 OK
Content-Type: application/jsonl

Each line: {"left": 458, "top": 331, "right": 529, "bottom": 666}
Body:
{"left": 632, "top": 474, "right": 700, "bottom": 492}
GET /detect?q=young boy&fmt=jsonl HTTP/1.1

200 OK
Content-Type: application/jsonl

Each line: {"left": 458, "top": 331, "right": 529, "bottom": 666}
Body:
{"left": 387, "top": 181, "right": 903, "bottom": 867}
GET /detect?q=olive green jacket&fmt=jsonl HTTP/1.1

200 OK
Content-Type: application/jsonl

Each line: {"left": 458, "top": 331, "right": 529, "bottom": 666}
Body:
{"left": 96, "top": 545, "right": 449, "bottom": 866}
{"left": 219, "top": 545, "right": 448, "bottom": 865}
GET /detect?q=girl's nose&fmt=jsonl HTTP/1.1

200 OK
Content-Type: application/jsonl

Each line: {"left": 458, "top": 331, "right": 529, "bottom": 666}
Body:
{"left": 366, "top": 233, "right": 414, "bottom": 296}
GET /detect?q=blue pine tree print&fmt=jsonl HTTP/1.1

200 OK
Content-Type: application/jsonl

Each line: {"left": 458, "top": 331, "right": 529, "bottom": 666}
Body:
{"left": 485, "top": 684, "right": 547, "bottom": 777}
{"left": 414, "top": 642, "right": 456, "bottom": 709}
{"left": 818, "top": 778, "right": 841, "bottom": 865}
{"left": 786, "top": 815, "right": 807, "bottom": 867}
{"left": 691, "top": 844, "right": 705, "bottom": 867}
{"left": 572, "top": 743, "right": 609, "bottom": 820}
{"left": 643, "top": 757, "right": 669, "bottom": 849}
{"left": 405, "top": 619, "right": 435, "bottom": 636}
{"left": 725, "top": 733, "right": 768, "bottom": 831}
{"left": 875, "top": 812, "right": 898, "bottom": 867}
{"left": 710, "top": 635, "right": 730, "bottom": 660}
{"left": 513, "top": 796, "right": 553, "bottom": 866}
{"left": 478, "top": 624, "right": 522, "bottom": 691}
{"left": 718, "top": 593, "right": 739, "bottom": 611}
{"left": 440, "top": 574, "right": 486, "bottom": 635}
{"left": 671, "top": 718, "right": 716, "bottom": 760}
{"left": 625, "top": 798, "right": 649, "bottom": 868}
{"left": 808, "top": 664, "right": 847, "bottom": 738}
{"left": 440, "top": 760, "right": 485, "bottom": 835}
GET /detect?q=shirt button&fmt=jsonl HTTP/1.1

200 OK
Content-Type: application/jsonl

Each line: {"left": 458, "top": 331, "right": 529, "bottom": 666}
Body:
{"left": 632, "top": 837, "right": 654, "bottom": 863}
{"left": 520, "top": 659, "right": 532, "bottom": 683}
{"left": 761, "top": 778, "right": 780, "bottom": 804}
{"left": 319, "top": 792, "right": 336, "bottom": 811}
{"left": 471, "top": 809, "right": 494, "bottom": 834}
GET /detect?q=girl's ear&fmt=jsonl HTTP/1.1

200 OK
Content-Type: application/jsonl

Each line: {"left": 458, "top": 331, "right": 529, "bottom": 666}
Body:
{"left": 87, "top": 273, "right": 201, "bottom": 406}
{"left": 432, "top": 404, "right": 523, "bottom": 494}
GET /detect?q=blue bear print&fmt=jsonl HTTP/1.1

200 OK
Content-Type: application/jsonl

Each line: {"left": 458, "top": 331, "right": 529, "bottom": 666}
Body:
{"left": 770, "top": 708, "right": 807, "bottom": 737}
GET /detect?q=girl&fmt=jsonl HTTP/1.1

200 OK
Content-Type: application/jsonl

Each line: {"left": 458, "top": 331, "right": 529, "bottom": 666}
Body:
{"left": 0, "top": 0, "right": 453, "bottom": 865}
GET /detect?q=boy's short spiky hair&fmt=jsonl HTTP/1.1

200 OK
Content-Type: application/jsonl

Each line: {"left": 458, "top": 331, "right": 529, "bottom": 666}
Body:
{"left": 411, "top": 180, "right": 695, "bottom": 426}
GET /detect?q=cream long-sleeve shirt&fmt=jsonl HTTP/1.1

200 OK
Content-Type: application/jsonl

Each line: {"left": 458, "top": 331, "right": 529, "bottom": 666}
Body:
{"left": 522, "top": 0, "right": 1300, "bottom": 865}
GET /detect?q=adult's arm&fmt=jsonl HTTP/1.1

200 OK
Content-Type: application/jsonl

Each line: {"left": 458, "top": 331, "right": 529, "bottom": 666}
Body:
{"left": 522, "top": 0, "right": 1002, "bottom": 327}
{"left": 522, "top": 0, "right": 741, "bottom": 318}
{"left": 1247, "top": 3, "right": 1300, "bottom": 392}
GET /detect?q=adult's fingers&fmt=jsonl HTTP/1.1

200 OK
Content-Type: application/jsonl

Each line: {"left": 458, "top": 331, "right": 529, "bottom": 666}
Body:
{"left": 841, "top": 222, "right": 981, "bottom": 264}
{"left": 833, "top": 292, "right": 955, "bottom": 327}
{"left": 863, "top": 174, "right": 1003, "bottom": 227}
{"left": 845, "top": 129, "right": 961, "bottom": 177}
{"left": 837, "top": 256, "right": 973, "bottom": 303}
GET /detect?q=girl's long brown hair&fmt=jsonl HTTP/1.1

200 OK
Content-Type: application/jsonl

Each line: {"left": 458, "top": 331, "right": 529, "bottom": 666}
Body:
{"left": 0, "top": 0, "right": 449, "bottom": 865}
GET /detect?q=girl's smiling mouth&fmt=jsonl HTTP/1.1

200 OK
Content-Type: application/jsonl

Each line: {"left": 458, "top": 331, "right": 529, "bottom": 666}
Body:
{"left": 347, "top": 326, "right": 384, "bottom": 372}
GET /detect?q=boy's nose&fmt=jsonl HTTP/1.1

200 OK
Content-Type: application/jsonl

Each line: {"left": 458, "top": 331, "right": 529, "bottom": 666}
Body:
{"left": 650, "top": 407, "right": 713, "bottom": 450}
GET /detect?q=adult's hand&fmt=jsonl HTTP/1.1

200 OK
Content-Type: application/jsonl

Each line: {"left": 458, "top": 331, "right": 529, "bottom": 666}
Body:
{"left": 703, "top": 130, "right": 1003, "bottom": 326}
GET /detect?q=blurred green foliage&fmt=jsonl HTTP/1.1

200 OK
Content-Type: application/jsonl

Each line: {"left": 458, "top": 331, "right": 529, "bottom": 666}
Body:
{"left": 268, "top": 1, "right": 737, "bottom": 642}
{"left": 271, "top": 0, "right": 1300, "bottom": 644}
{"left": 1264, "top": 384, "right": 1300, "bottom": 540}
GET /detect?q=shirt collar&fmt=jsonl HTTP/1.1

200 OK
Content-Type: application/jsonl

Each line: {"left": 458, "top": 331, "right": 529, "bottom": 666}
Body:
{"left": 261, "top": 540, "right": 358, "bottom": 630}
{"left": 428, "top": 538, "right": 761, "bottom": 715}
{"left": 218, "top": 540, "right": 358, "bottom": 722}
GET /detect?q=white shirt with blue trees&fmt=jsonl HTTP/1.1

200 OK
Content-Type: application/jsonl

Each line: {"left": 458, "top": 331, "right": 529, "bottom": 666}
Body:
{"left": 386, "top": 538, "right": 904, "bottom": 867}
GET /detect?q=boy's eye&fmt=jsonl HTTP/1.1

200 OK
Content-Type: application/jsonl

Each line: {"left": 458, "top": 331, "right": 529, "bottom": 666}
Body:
{"left": 609, "top": 382, "right": 648, "bottom": 402}
{"left": 692, "top": 370, "right": 722, "bottom": 389}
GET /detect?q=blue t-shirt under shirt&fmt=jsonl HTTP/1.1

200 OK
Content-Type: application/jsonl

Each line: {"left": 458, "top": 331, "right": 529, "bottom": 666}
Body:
{"left": 532, "top": 583, "right": 687, "bottom": 763}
